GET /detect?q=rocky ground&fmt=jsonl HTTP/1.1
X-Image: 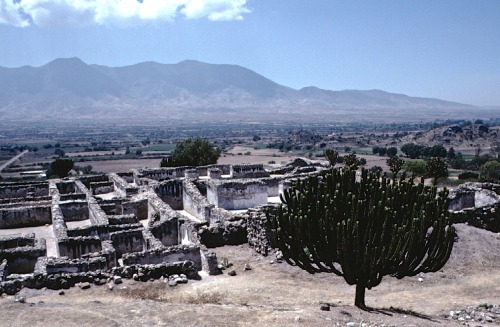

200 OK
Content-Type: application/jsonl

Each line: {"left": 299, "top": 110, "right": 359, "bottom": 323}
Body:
{"left": 1, "top": 223, "right": 500, "bottom": 327}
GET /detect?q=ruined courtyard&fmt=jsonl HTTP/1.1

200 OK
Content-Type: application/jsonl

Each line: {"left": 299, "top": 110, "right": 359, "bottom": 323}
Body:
{"left": 1, "top": 159, "right": 500, "bottom": 326}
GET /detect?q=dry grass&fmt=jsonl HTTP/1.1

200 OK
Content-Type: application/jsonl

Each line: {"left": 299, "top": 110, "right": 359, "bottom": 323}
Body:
{"left": 121, "top": 285, "right": 226, "bottom": 305}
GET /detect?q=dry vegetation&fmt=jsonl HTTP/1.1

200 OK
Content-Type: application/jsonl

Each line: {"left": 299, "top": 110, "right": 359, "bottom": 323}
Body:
{"left": 1, "top": 224, "right": 499, "bottom": 327}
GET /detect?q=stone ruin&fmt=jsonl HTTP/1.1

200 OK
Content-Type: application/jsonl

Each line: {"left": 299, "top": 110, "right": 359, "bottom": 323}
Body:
{"left": 1, "top": 161, "right": 499, "bottom": 295}
{"left": 0, "top": 161, "right": 325, "bottom": 295}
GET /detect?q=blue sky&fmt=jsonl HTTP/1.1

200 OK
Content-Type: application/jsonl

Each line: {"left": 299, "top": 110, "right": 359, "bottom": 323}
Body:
{"left": 1, "top": 0, "right": 499, "bottom": 106}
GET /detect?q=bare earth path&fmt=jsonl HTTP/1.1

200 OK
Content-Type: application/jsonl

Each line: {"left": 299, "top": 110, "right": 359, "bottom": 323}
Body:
{"left": 1, "top": 223, "right": 499, "bottom": 326}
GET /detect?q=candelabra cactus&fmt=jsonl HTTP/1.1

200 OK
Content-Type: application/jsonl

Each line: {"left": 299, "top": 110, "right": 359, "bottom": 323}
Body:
{"left": 269, "top": 167, "right": 455, "bottom": 309}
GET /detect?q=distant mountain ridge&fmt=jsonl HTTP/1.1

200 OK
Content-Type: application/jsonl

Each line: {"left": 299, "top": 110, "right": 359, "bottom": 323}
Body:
{"left": 0, "top": 57, "right": 487, "bottom": 121}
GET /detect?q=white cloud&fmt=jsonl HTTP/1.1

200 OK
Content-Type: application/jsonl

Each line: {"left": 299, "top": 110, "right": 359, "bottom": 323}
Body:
{"left": 0, "top": 0, "right": 251, "bottom": 27}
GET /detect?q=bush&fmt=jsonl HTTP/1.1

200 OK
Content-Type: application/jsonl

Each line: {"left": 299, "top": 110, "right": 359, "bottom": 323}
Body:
{"left": 402, "top": 160, "right": 427, "bottom": 176}
{"left": 480, "top": 161, "right": 500, "bottom": 182}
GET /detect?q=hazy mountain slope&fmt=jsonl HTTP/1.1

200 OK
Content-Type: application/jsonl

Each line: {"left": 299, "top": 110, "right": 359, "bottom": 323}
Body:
{"left": 0, "top": 57, "right": 483, "bottom": 121}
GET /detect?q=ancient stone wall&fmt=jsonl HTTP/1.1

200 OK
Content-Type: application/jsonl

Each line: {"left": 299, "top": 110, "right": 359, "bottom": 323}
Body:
{"left": 122, "top": 198, "right": 148, "bottom": 221}
{"left": 0, "top": 238, "right": 46, "bottom": 274}
{"left": 59, "top": 200, "right": 89, "bottom": 221}
{"left": 58, "top": 237, "right": 102, "bottom": 259}
{"left": 90, "top": 181, "right": 114, "bottom": 195}
{"left": 150, "top": 217, "right": 179, "bottom": 247}
{"left": 183, "top": 179, "right": 214, "bottom": 221}
{"left": 246, "top": 205, "right": 278, "bottom": 256}
{"left": 56, "top": 181, "right": 77, "bottom": 194}
{"left": 0, "top": 205, "right": 52, "bottom": 228}
{"left": 110, "top": 229, "right": 145, "bottom": 258}
{"left": 0, "top": 182, "right": 49, "bottom": 199}
{"left": 0, "top": 233, "right": 35, "bottom": 248}
{"left": 153, "top": 180, "right": 183, "bottom": 210}
{"left": 230, "top": 164, "right": 270, "bottom": 179}
{"left": 109, "top": 173, "right": 138, "bottom": 197}
{"left": 207, "top": 180, "right": 268, "bottom": 210}
{"left": 107, "top": 214, "right": 138, "bottom": 225}
{"left": 121, "top": 244, "right": 201, "bottom": 269}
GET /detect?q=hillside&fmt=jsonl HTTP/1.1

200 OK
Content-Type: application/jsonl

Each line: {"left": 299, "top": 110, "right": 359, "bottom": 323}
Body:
{"left": 403, "top": 123, "right": 500, "bottom": 150}
{"left": 0, "top": 58, "right": 490, "bottom": 122}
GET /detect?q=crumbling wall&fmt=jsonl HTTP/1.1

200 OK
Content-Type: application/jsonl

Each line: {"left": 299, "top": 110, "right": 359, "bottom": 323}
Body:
{"left": 0, "top": 182, "right": 49, "bottom": 199}
{"left": 230, "top": 164, "right": 270, "bottom": 179}
{"left": 0, "top": 259, "right": 7, "bottom": 281}
{"left": 0, "top": 238, "right": 46, "bottom": 274}
{"left": 90, "top": 181, "right": 114, "bottom": 195}
{"left": 121, "top": 244, "right": 201, "bottom": 269}
{"left": 153, "top": 180, "right": 184, "bottom": 210}
{"left": 0, "top": 205, "right": 52, "bottom": 228}
{"left": 58, "top": 237, "right": 102, "bottom": 259}
{"left": 59, "top": 200, "right": 89, "bottom": 221}
{"left": 150, "top": 217, "right": 179, "bottom": 247}
{"left": 207, "top": 180, "right": 268, "bottom": 210}
{"left": 110, "top": 229, "right": 145, "bottom": 258}
{"left": 56, "top": 181, "right": 77, "bottom": 194}
{"left": 74, "top": 180, "right": 108, "bottom": 226}
{"left": 246, "top": 205, "right": 277, "bottom": 256}
{"left": 183, "top": 179, "right": 213, "bottom": 221}
{"left": 109, "top": 173, "right": 138, "bottom": 197}
{"left": 122, "top": 198, "right": 148, "bottom": 221}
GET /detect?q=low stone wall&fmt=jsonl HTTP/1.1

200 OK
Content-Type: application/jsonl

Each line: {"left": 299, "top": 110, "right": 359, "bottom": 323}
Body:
{"left": 230, "top": 164, "right": 270, "bottom": 179}
{"left": 58, "top": 237, "right": 102, "bottom": 259}
{"left": 122, "top": 198, "right": 148, "bottom": 221}
{"left": 451, "top": 202, "right": 500, "bottom": 232}
{"left": 56, "top": 181, "right": 77, "bottom": 194}
{"left": 183, "top": 179, "right": 213, "bottom": 221}
{"left": 74, "top": 180, "right": 108, "bottom": 226}
{"left": 79, "top": 174, "right": 109, "bottom": 189}
{"left": 110, "top": 229, "right": 145, "bottom": 258}
{"left": 59, "top": 200, "right": 89, "bottom": 222}
{"left": 42, "top": 256, "right": 108, "bottom": 274}
{"left": 90, "top": 181, "right": 114, "bottom": 195}
{"left": 0, "top": 204, "right": 52, "bottom": 228}
{"left": 0, "top": 182, "right": 49, "bottom": 199}
{"left": 0, "top": 238, "right": 46, "bottom": 274}
{"left": 153, "top": 180, "right": 184, "bottom": 210}
{"left": 59, "top": 193, "right": 87, "bottom": 201}
{"left": 122, "top": 244, "right": 201, "bottom": 269}
{"left": 81, "top": 240, "right": 117, "bottom": 269}
{"left": 67, "top": 223, "right": 144, "bottom": 240}
{"left": 150, "top": 217, "right": 179, "bottom": 247}
{"left": 108, "top": 214, "right": 138, "bottom": 225}
{"left": 207, "top": 180, "right": 268, "bottom": 210}
{"left": 109, "top": 173, "right": 138, "bottom": 197}
{"left": 117, "top": 172, "right": 134, "bottom": 183}
{"left": 0, "top": 233, "right": 35, "bottom": 249}
{"left": 246, "top": 205, "right": 278, "bottom": 256}
{"left": 0, "top": 259, "right": 7, "bottom": 281}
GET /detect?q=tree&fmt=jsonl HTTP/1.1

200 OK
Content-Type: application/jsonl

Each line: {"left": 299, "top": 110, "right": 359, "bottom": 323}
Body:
{"left": 480, "top": 161, "right": 500, "bottom": 182}
{"left": 428, "top": 145, "right": 447, "bottom": 158}
{"left": 54, "top": 148, "right": 65, "bottom": 157}
{"left": 386, "top": 156, "right": 405, "bottom": 177}
{"left": 160, "top": 138, "right": 221, "bottom": 167}
{"left": 401, "top": 143, "right": 423, "bottom": 159}
{"left": 324, "top": 149, "right": 339, "bottom": 166}
{"left": 344, "top": 152, "right": 360, "bottom": 170}
{"left": 269, "top": 168, "right": 454, "bottom": 309}
{"left": 46, "top": 159, "right": 74, "bottom": 178}
{"left": 402, "top": 160, "right": 427, "bottom": 176}
{"left": 426, "top": 157, "right": 448, "bottom": 185}
{"left": 386, "top": 147, "right": 398, "bottom": 157}
{"left": 447, "top": 147, "right": 456, "bottom": 160}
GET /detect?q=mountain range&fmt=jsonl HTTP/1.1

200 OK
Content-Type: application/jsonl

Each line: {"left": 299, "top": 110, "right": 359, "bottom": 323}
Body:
{"left": 0, "top": 58, "right": 492, "bottom": 122}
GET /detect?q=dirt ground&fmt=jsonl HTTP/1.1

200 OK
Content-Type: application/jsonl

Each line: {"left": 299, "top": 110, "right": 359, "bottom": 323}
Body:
{"left": 1, "top": 223, "right": 499, "bottom": 327}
